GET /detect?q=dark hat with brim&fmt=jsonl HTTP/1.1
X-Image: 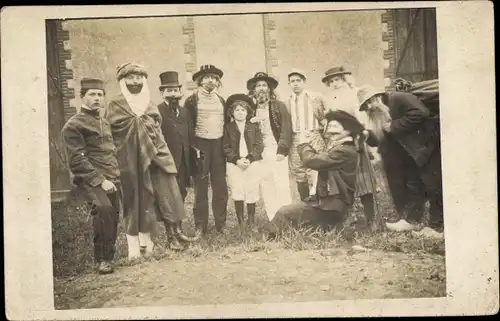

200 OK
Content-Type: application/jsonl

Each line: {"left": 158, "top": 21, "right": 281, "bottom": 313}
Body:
{"left": 247, "top": 72, "right": 279, "bottom": 91}
{"left": 321, "top": 66, "right": 352, "bottom": 84}
{"left": 192, "top": 64, "right": 224, "bottom": 82}
{"left": 159, "top": 71, "right": 182, "bottom": 90}
{"left": 226, "top": 93, "right": 256, "bottom": 111}
{"left": 81, "top": 78, "right": 105, "bottom": 91}
{"left": 324, "top": 110, "right": 364, "bottom": 136}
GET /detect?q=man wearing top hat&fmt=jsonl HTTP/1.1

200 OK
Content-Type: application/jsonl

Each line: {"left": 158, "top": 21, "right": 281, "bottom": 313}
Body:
{"left": 157, "top": 70, "right": 193, "bottom": 203}
{"left": 286, "top": 68, "right": 327, "bottom": 201}
{"left": 183, "top": 64, "right": 230, "bottom": 236}
{"left": 247, "top": 71, "right": 293, "bottom": 222}
{"left": 62, "top": 78, "right": 121, "bottom": 274}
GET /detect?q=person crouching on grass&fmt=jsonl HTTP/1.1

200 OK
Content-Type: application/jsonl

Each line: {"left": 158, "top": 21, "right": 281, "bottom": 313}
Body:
{"left": 223, "top": 94, "right": 264, "bottom": 232}
{"left": 61, "top": 78, "right": 121, "bottom": 274}
{"left": 265, "top": 110, "right": 378, "bottom": 240}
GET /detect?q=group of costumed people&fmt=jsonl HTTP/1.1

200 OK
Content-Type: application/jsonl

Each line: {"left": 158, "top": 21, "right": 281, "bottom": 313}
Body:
{"left": 62, "top": 62, "right": 443, "bottom": 274}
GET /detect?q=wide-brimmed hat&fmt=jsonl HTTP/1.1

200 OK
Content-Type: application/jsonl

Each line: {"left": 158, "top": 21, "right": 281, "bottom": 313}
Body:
{"left": 324, "top": 110, "right": 365, "bottom": 136}
{"left": 159, "top": 71, "right": 182, "bottom": 90}
{"left": 357, "top": 84, "right": 386, "bottom": 111}
{"left": 246, "top": 72, "right": 279, "bottom": 91}
{"left": 287, "top": 68, "right": 307, "bottom": 81}
{"left": 116, "top": 63, "right": 148, "bottom": 81}
{"left": 321, "top": 66, "right": 351, "bottom": 84}
{"left": 192, "top": 64, "right": 224, "bottom": 82}
{"left": 81, "top": 78, "right": 104, "bottom": 91}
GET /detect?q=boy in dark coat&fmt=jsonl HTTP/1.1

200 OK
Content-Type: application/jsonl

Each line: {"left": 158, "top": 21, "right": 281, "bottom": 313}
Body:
{"left": 61, "top": 78, "right": 121, "bottom": 274}
{"left": 157, "top": 71, "right": 193, "bottom": 202}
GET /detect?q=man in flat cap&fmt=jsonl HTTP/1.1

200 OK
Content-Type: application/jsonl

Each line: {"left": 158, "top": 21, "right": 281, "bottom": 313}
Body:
{"left": 62, "top": 78, "right": 121, "bottom": 274}
{"left": 247, "top": 72, "right": 293, "bottom": 222}
{"left": 105, "top": 63, "right": 198, "bottom": 257}
{"left": 357, "top": 84, "right": 443, "bottom": 238}
{"left": 266, "top": 110, "right": 377, "bottom": 239}
{"left": 157, "top": 70, "right": 193, "bottom": 204}
{"left": 183, "top": 64, "right": 230, "bottom": 236}
{"left": 286, "top": 68, "right": 327, "bottom": 201}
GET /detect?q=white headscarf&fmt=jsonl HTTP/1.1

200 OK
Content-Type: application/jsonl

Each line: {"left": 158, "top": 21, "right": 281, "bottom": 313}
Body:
{"left": 119, "top": 77, "right": 151, "bottom": 116}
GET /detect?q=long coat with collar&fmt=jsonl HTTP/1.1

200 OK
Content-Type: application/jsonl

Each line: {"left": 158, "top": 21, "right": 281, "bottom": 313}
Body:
{"left": 383, "top": 91, "right": 440, "bottom": 168}
{"left": 222, "top": 121, "right": 264, "bottom": 164}
{"left": 157, "top": 101, "right": 193, "bottom": 179}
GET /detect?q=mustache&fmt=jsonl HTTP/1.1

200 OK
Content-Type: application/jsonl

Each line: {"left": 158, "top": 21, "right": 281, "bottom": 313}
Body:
{"left": 126, "top": 84, "right": 143, "bottom": 94}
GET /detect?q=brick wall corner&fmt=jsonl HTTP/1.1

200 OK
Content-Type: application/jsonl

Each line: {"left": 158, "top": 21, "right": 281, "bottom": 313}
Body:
{"left": 381, "top": 10, "right": 395, "bottom": 91}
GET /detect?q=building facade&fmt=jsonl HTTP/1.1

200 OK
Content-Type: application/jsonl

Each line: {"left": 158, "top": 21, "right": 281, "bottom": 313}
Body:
{"left": 47, "top": 9, "right": 438, "bottom": 200}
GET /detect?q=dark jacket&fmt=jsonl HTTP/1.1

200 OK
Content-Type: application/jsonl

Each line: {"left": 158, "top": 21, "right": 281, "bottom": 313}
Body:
{"left": 61, "top": 108, "right": 120, "bottom": 187}
{"left": 257, "top": 99, "right": 293, "bottom": 157}
{"left": 298, "top": 142, "right": 358, "bottom": 213}
{"left": 157, "top": 101, "right": 193, "bottom": 178}
{"left": 223, "top": 121, "right": 264, "bottom": 164}
{"left": 384, "top": 91, "right": 440, "bottom": 167}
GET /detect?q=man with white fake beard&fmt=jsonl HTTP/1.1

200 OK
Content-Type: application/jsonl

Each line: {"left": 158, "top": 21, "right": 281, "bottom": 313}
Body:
{"left": 357, "top": 84, "right": 443, "bottom": 238}
{"left": 105, "top": 63, "right": 198, "bottom": 258}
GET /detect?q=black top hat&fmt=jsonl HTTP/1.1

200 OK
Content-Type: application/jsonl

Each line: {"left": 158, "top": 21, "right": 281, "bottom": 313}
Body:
{"left": 321, "top": 66, "right": 352, "bottom": 84}
{"left": 81, "top": 78, "right": 104, "bottom": 91}
{"left": 324, "top": 110, "right": 364, "bottom": 136}
{"left": 159, "top": 71, "right": 182, "bottom": 89}
{"left": 192, "top": 64, "right": 224, "bottom": 82}
{"left": 246, "top": 72, "right": 279, "bottom": 91}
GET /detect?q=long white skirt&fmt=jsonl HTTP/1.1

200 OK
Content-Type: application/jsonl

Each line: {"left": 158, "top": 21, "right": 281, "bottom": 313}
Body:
{"left": 226, "top": 160, "right": 261, "bottom": 204}
{"left": 259, "top": 145, "right": 292, "bottom": 221}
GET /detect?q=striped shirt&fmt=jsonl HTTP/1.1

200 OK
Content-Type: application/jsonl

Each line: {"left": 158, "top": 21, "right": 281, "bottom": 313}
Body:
{"left": 195, "top": 89, "right": 225, "bottom": 139}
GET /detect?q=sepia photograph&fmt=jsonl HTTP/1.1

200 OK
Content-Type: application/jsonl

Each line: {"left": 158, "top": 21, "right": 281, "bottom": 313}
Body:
{"left": 2, "top": 2, "right": 497, "bottom": 319}
{"left": 47, "top": 7, "right": 446, "bottom": 309}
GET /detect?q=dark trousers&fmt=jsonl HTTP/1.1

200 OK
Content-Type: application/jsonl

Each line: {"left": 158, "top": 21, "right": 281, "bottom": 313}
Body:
{"left": 177, "top": 153, "right": 190, "bottom": 203}
{"left": 193, "top": 137, "right": 228, "bottom": 231}
{"left": 382, "top": 136, "right": 443, "bottom": 228}
{"left": 419, "top": 141, "right": 443, "bottom": 229}
{"left": 269, "top": 203, "right": 346, "bottom": 235}
{"left": 85, "top": 183, "right": 121, "bottom": 263}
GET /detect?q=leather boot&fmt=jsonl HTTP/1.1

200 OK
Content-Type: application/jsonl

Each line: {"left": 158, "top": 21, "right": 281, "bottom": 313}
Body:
{"left": 297, "top": 182, "right": 310, "bottom": 202}
{"left": 234, "top": 201, "right": 245, "bottom": 228}
{"left": 165, "top": 222, "right": 184, "bottom": 251}
{"left": 174, "top": 221, "right": 200, "bottom": 242}
{"left": 247, "top": 202, "right": 257, "bottom": 232}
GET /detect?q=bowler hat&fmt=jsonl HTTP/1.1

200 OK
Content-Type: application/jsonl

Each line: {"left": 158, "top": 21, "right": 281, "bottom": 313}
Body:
{"left": 324, "top": 110, "right": 364, "bottom": 136}
{"left": 247, "top": 72, "right": 279, "bottom": 91}
{"left": 192, "top": 64, "right": 224, "bottom": 82}
{"left": 159, "top": 71, "right": 182, "bottom": 90}
{"left": 357, "top": 84, "right": 386, "bottom": 111}
{"left": 321, "top": 66, "right": 352, "bottom": 84}
{"left": 81, "top": 78, "right": 104, "bottom": 91}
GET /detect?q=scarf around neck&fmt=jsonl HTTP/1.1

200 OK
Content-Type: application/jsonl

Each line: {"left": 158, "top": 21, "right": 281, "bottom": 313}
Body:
{"left": 119, "top": 78, "right": 151, "bottom": 116}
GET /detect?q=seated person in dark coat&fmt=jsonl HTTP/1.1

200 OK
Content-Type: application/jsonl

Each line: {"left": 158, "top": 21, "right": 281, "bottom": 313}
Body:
{"left": 266, "top": 110, "right": 376, "bottom": 239}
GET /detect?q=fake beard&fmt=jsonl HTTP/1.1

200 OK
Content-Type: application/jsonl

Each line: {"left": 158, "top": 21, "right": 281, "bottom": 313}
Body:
{"left": 255, "top": 90, "right": 270, "bottom": 104}
{"left": 126, "top": 83, "right": 143, "bottom": 95}
{"left": 366, "top": 103, "right": 392, "bottom": 142}
{"left": 165, "top": 96, "right": 181, "bottom": 105}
